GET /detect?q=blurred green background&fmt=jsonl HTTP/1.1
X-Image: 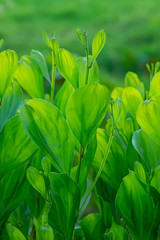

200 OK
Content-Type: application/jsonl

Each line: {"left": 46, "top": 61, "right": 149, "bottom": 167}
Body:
{"left": 1, "top": 0, "right": 160, "bottom": 89}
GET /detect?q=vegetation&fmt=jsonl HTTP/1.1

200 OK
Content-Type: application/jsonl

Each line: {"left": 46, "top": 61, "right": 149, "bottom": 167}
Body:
{"left": 1, "top": 29, "right": 160, "bottom": 240}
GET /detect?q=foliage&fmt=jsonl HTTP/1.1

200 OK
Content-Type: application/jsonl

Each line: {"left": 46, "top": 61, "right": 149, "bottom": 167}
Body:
{"left": 1, "top": 29, "right": 160, "bottom": 240}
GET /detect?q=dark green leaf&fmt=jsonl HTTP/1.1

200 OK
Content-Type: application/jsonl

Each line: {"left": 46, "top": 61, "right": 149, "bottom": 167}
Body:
{"left": 49, "top": 173, "right": 80, "bottom": 240}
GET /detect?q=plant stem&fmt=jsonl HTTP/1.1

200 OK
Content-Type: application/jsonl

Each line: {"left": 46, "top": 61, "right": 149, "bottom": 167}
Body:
{"left": 79, "top": 130, "right": 114, "bottom": 212}
{"left": 77, "top": 145, "right": 83, "bottom": 185}
{"left": 50, "top": 51, "right": 56, "bottom": 103}
{"left": 85, "top": 50, "right": 89, "bottom": 85}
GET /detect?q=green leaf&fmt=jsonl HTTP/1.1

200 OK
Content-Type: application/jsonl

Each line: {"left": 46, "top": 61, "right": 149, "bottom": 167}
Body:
{"left": 80, "top": 213, "right": 104, "bottom": 240}
{"left": 104, "top": 220, "right": 128, "bottom": 240}
{"left": 31, "top": 49, "right": 50, "bottom": 83}
{"left": 0, "top": 49, "right": 18, "bottom": 100}
{"left": 0, "top": 115, "right": 37, "bottom": 178}
{"left": 55, "top": 81, "right": 74, "bottom": 118}
{"left": 150, "top": 71, "right": 160, "bottom": 96}
{"left": 66, "top": 84, "right": 110, "bottom": 150}
{"left": 36, "top": 224, "right": 54, "bottom": 240}
{"left": 0, "top": 81, "right": 22, "bottom": 131}
{"left": 26, "top": 167, "right": 47, "bottom": 199}
{"left": 14, "top": 55, "right": 44, "bottom": 98}
{"left": 151, "top": 166, "right": 160, "bottom": 193}
{"left": 56, "top": 48, "right": 79, "bottom": 88}
{"left": 77, "top": 56, "right": 99, "bottom": 87}
{"left": 132, "top": 129, "right": 160, "bottom": 171}
{"left": 136, "top": 95, "right": 160, "bottom": 146}
{"left": 6, "top": 224, "right": 26, "bottom": 240}
{"left": 122, "top": 87, "right": 143, "bottom": 119}
{"left": 92, "top": 129, "right": 128, "bottom": 190}
{"left": 125, "top": 71, "right": 145, "bottom": 98}
{"left": 92, "top": 30, "right": 106, "bottom": 61}
{"left": 49, "top": 173, "right": 80, "bottom": 240}
{"left": 111, "top": 87, "right": 123, "bottom": 100}
{"left": 0, "top": 162, "right": 29, "bottom": 228}
{"left": 20, "top": 99, "right": 74, "bottom": 174}
{"left": 116, "top": 171, "right": 160, "bottom": 240}
{"left": 134, "top": 161, "right": 146, "bottom": 183}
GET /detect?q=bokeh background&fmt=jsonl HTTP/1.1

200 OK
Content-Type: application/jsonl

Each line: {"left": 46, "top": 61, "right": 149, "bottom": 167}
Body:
{"left": 1, "top": 0, "right": 160, "bottom": 90}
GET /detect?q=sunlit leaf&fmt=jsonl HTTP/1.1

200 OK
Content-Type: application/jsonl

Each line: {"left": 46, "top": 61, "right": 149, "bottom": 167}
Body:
{"left": 0, "top": 49, "right": 18, "bottom": 99}
{"left": 66, "top": 84, "right": 110, "bottom": 150}
{"left": 56, "top": 48, "right": 79, "bottom": 88}
{"left": 20, "top": 99, "right": 74, "bottom": 174}
{"left": 92, "top": 30, "right": 106, "bottom": 61}
{"left": 14, "top": 55, "right": 44, "bottom": 98}
{"left": 136, "top": 95, "right": 160, "bottom": 145}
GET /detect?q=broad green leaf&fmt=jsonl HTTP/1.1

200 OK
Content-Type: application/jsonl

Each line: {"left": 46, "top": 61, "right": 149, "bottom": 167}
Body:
{"left": 112, "top": 98, "right": 123, "bottom": 127}
{"left": 125, "top": 71, "right": 145, "bottom": 98}
{"left": 0, "top": 115, "right": 37, "bottom": 177}
{"left": 80, "top": 213, "right": 104, "bottom": 240}
{"left": 77, "top": 56, "right": 99, "bottom": 87}
{"left": 6, "top": 224, "right": 26, "bottom": 240}
{"left": 66, "top": 84, "right": 110, "bottom": 150}
{"left": 136, "top": 95, "right": 160, "bottom": 145}
{"left": 0, "top": 162, "right": 29, "bottom": 228}
{"left": 116, "top": 171, "right": 160, "bottom": 240}
{"left": 111, "top": 87, "right": 123, "bottom": 100}
{"left": 150, "top": 71, "right": 160, "bottom": 96}
{"left": 26, "top": 167, "right": 47, "bottom": 199}
{"left": 151, "top": 166, "right": 160, "bottom": 193}
{"left": 14, "top": 55, "right": 44, "bottom": 98}
{"left": 122, "top": 87, "right": 143, "bottom": 119}
{"left": 36, "top": 224, "right": 54, "bottom": 240}
{"left": 132, "top": 129, "right": 160, "bottom": 171}
{"left": 56, "top": 48, "right": 79, "bottom": 88}
{"left": 0, "top": 81, "right": 22, "bottom": 131}
{"left": 49, "top": 173, "right": 80, "bottom": 240}
{"left": 104, "top": 220, "right": 128, "bottom": 240}
{"left": 92, "top": 129, "right": 128, "bottom": 190}
{"left": 92, "top": 30, "right": 106, "bottom": 61}
{"left": 0, "top": 49, "right": 18, "bottom": 100}
{"left": 31, "top": 49, "right": 50, "bottom": 83}
{"left": 55, "top": 81, "right": 74, "bottom": 118}
{"left": 134, "top": 161, "right": 146, "bottom": 183}
{"left": 20, "top": 99, "right": 74, "bottom": 174}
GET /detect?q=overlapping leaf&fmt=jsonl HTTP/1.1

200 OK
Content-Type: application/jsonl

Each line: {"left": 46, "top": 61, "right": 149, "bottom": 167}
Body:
{"left": 66, "top": 84, "right": 110, "bottom": 150}
{"left": 20, "top": 99, "right": 74, "bottom": 174}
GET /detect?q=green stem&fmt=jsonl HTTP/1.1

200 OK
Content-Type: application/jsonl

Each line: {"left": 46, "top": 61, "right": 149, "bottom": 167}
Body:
{"left": 50, "top": 51, "right": 56, "bottom": 103}
{"left": 77, "top": 145, "right": 83, "bottom": 185}
{"left": 79, "top": 130, "right": 114, "bottom": 212}
{"left": 85, "top": 51, "right": 89, "bottom": 85}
